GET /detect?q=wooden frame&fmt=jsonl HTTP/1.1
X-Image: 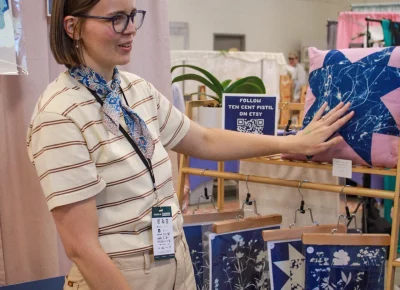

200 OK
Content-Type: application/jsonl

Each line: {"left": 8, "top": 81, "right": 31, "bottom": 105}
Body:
{"left": 302, "top": 233, "right": 391, "bottom": 246}
{"left": 263, "top": 224, "right": 346, "bottom": 242}
{"left": 183, "top": 209, "right": 243, "bottom": 225}
{"left": 212, "top": 214, "right": 282, "bottom": 234}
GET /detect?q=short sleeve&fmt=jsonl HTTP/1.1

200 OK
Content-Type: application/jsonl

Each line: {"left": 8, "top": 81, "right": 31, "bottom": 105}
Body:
{"left": 154, "top": 85, "right": 190, "bottom": 150}
{"left": 27, "top": 112, "right": 106, "bottom": 211}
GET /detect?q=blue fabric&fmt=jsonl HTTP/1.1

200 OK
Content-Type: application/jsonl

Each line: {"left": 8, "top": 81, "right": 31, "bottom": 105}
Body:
{"left": 209, "top": 226, "right": 279, "bottom": 290}
{"left": 267, "top": 240, "right": 305, "bottom": 290}
{"left": 0, "top": 277, "right": 64, "bottom": 290}
{"left": 0, "top": 0, "right": 10, "bottom": 29}
{"left": 304, "top": 245, "right": 387, "bottom": 290}
{"left": 303, "top": 47, "right": 400, "bottom": 165}
{"left": 69, "top": 65, "right": 154, "bottom": 158}
{"left": 183, "top": 224, "right": 208, "bottom": 290}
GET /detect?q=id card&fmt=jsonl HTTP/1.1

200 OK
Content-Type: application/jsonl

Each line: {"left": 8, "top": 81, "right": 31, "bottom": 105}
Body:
{"left": 152, "top": 206, "right": 175, "bottom": 260}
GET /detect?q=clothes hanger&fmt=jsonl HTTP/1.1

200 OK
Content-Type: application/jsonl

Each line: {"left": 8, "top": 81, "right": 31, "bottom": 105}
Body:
{"left": 263, "top": 182, "right": 346, "bottom": 241}
{"left": 183, "top": 169, "right": 243, "bottom": 225}
{"left": 211, "top": 175, "right": 282, "bottom": 234}
{"left": 289, "top": 180, "right": 318, "bottom": 229}
{"left": 302, "top": 186, "right": 390, "bottom": 246}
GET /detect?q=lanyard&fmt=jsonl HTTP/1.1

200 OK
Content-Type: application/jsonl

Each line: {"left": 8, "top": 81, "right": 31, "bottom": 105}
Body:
{"left": 87, "top": 88, "right": 159, "bottom": 201}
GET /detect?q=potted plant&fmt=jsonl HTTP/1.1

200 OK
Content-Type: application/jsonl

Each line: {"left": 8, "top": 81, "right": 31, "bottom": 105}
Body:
{"left": 171, "top": 64, "right": 266, "bottom": 128}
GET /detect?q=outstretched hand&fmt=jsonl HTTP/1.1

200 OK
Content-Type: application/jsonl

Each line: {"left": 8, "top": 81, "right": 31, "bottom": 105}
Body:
{"left": 291, "top": 102, "right": 354, "bottom": 156}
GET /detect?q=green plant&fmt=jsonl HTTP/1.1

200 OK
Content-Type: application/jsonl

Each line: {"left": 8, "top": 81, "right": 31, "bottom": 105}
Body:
{"left": 171, "top": 64, "right": 266, "bottom": 106}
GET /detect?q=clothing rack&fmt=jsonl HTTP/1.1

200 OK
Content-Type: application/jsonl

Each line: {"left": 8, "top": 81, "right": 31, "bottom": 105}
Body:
{"left": 365, "top": 17, "right": 384, "bottom": 48}
{"left": 177, "top": 99, "right": 400, "bottom": 290}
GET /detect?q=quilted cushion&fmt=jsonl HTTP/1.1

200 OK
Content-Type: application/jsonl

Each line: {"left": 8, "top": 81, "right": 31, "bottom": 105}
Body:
{"left": 283, "top": 46, "right": 400, "bottom": 168}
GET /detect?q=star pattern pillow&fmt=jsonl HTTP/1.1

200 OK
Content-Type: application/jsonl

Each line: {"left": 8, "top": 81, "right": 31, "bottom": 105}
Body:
{"left": 283, "top": 46, "right": 400, "bottom": 168}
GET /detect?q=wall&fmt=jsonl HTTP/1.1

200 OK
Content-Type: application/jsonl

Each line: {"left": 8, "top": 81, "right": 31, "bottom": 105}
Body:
{"left": 168, "top": 0, "right": 399, "bottom": 57}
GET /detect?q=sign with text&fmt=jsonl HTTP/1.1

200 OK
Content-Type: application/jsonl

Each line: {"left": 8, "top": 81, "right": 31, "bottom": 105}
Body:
{"left": 222, "top": 94, "right": 277, "bottom": 136}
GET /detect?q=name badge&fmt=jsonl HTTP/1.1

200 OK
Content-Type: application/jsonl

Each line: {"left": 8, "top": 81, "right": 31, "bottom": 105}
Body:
{"left": 151, "top": 206, "right": 175, "bottom": 260}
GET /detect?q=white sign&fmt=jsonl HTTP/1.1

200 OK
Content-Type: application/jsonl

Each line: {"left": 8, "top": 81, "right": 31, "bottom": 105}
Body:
{"left": 332, "top": 158, "right": 352, "bottom": 179}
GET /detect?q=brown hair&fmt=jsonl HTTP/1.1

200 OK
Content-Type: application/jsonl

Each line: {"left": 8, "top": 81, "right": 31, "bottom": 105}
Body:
{"left": 50, "top": 0, "right": 100, "bottom": 68}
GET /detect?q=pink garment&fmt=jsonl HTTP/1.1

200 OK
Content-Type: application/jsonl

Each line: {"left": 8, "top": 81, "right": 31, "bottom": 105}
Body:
{"left": 336, "top": 12, "right": 400, "bottom": 49}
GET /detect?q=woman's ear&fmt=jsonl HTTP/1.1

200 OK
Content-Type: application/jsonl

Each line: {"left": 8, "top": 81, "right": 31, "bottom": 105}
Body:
{"left": 64, "top": 16, "right": 79, "bottom": 40}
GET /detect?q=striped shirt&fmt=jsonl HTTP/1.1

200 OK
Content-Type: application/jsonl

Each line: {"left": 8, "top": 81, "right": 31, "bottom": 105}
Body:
{"left": 26, "top": 71, "right": 190, "bottom": 257}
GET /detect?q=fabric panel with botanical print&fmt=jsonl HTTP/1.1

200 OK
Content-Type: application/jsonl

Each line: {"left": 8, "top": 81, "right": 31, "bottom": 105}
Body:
{"left": 304, "top": 245, "right": 387, "bottom": 290}
{"left": 209, "top": 226, "right": 280, "bottom": 290}
{"left": 267, "top": 239, "right": 305, "bottom": 290}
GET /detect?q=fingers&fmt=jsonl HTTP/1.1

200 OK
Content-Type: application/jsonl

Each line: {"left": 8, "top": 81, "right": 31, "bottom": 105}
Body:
{"left": 325, "top": 102, "right": 351, "bottom": 125}
{"left": 327, "top": 110, "right": 355, "bottom": 134}
{"left": 312, "top": 102, "right": 328, "bottom": 121}
{"left": 316, "top": 135, "right": 344, "bottom": 152}
{"left": 323, "top": 102, "right": 346, "bottom": 121}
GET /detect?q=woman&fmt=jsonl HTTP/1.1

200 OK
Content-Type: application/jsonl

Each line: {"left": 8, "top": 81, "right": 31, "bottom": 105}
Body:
{"left": 26, "top": 0, "right": 353, "bottom": 289}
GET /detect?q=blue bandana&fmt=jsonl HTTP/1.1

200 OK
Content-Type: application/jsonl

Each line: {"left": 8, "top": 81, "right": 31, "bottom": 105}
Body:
{"left": 69, "top": 65, "right": 154, "bottom": 159}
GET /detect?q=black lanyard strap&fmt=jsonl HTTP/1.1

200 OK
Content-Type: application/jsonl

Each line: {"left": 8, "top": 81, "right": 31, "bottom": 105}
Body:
{"left": 87, "top": 88, "right": 157, "bottom": 193}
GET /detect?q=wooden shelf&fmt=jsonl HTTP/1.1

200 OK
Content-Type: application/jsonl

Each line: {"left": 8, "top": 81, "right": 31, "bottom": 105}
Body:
{"left": 244, "top": 154, "right": 397, "bottom": 177}
{"left": 392, "top": 260, "right": 400, "bottom": 267}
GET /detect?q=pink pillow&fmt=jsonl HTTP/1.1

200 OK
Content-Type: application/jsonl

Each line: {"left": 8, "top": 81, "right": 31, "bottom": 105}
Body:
{"left": 282, "top": 47, "right": 400, "bottom": 168}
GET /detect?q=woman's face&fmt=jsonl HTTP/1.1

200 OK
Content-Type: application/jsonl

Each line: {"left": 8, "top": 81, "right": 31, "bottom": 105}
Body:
{"left": 80, "top": 0, "right": 137, "bottom": 75}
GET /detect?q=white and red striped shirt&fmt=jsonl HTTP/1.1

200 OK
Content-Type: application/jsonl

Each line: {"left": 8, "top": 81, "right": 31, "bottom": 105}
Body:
{"left": 27, "top": 71, "right": 190, "bottom": 257}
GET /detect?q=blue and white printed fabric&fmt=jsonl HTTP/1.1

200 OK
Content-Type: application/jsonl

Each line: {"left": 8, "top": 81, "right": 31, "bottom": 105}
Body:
{"left": 183, "top": 224, "right": 210, "bottom": 290}
{"left": 267, "top": 239, "right": 305, "bottom": 290}
{"left": 304, "top": 245, "right": 387, "bottom": 290}
{"left": 207, "top": 225, "right": 280, "bottom": 290}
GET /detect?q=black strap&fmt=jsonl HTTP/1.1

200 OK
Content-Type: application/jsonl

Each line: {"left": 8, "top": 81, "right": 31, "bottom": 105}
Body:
{"left": 87, "top": 88, "right": 157, "bottom": 192}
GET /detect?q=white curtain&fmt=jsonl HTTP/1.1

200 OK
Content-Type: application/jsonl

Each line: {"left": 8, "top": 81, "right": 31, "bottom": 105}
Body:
{"left": 0, "top": 0, "right": 173, "bottom": 285}
{"left": 351, "top": 3, "right": 400, "bottom": 12}
{"left": 171, "top": 50, "right": 287, "bottom": 103}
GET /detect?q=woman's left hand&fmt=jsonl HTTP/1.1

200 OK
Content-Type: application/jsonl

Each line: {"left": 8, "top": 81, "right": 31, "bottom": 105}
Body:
{"left": 290, "top": 102, "right": 354, "bottom": 156}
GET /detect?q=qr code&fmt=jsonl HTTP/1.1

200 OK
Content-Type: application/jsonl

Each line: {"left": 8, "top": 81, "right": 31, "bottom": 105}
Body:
{"left": 237, "top": 119, "right": 264, "bottom": 134}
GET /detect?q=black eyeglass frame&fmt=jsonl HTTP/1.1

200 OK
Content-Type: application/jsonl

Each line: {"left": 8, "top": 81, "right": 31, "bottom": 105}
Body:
{"left": 73, "top": 10, "right": 146, "bottom": 33}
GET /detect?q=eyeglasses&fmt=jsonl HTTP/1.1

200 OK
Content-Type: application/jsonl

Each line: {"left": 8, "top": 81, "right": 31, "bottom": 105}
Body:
{"left": 73, "top": 10, "right": 146, "bottom": 33}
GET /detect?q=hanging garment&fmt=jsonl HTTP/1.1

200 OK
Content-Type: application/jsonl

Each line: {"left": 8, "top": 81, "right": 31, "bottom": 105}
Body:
{"left": 381, "top": 19, "right": 393, "bottom": 46}
{"left": 282, "top": 46, "right": 400, "bottom": 168}
{"left": 390, "top": 21, "right": 400, "bottom": 45}
{"left": 267, "top": 240, "right": 305, "bottom": 290}
{"left": 304, "top": 244, "right": 387, "bottom": 289}
{"left": 336, "top": 12, "right": 400, "bottom": 49}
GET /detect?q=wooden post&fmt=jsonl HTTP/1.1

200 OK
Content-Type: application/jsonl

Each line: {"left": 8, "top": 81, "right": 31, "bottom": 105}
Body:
{"left": 386, "top": 138, "right": 400, "bottom": 290}
{"left": 217, "top": 161, "right": 225, "bottom": 211}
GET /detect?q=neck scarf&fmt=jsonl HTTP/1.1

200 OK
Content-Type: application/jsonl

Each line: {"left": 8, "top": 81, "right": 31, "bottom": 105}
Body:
{"left": 69, "top": 65, "right": 154, "bottom": 159}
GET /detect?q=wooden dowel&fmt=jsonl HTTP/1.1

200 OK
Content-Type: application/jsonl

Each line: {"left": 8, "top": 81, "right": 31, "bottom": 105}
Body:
{"left": 181, "top": 168, "right": 395, "bottom": 200}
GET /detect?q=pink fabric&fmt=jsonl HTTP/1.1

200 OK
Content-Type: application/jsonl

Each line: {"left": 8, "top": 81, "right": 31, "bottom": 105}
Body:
{"left": 344, "top": 47, "right": 384, "bottom": 63}
{"left": 371, "top": 134, "right": 398, "bottom": 168}
{"left": 382, "top": 87, "right": 400, "bottom": 127}
{"left": 336, "top": 12, "right": 400, "bottom": 50}
{"left": 389, "top": 47, "right": 400, "bottom": 68}
{"left": 0, "top": 0, "right": 173, "bottom": 286}
{"left": 282, "top": 46, "right": 400, "bottom": 168}
{"left": 285, "top": 133, "right": 369, "bottom": 166}
{"left": 304, "top": 87, "right": 316, "bottom": 115}
{"left": 308, "top": 48, "right": 329, "bottom": 74}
